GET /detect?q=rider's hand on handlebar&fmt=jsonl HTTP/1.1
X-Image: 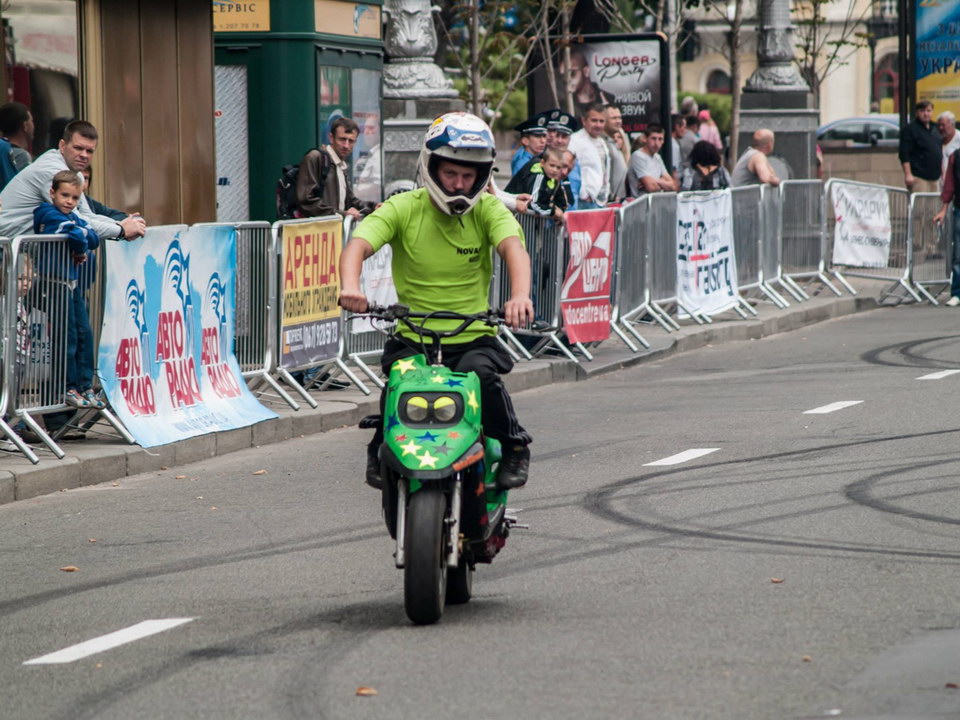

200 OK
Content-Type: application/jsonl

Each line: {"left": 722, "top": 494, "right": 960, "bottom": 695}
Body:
{"left": 503, "top": 296, "right": 534, "bottom": 330}
{"left": 338, "top": 290, "right": 369, "bottom": 313}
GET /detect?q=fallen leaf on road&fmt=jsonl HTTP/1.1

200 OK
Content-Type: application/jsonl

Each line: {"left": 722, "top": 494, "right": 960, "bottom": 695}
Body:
{"left": 771, "top": 578, "right": 784, "bottom": 584}
{"left": 252, "top": 470, "right": 267, "bottom": 475}
{"left": 210, "top": 506, "right": 218, "bottom": 510}
{"left": 95, "top": 663, "right": 103, "bottom": 669}
{"left": 111, "top": 482, "right": 120, "bottom": 487}
{"left": 355, "top": 687, "right": 378, "bottom": 696}
{"left": 946, "top": 683, "right": 959, "bottom": 689}
{"left": 160, "top": 466, "right": 168, "bottom": 470}
{"left": 175, "top": 475, "right": 187, "bottom": 479}
{"left": 195, "top": 496, "right": 203, "bottom": 500}
{"left": 88, "top": 538, "right": 97, "bottom": 543}
{"left": 801, "top": 655, "right": 813, "bottom": 662}
{"left": 60, "top": 566, "right": 79, "bottom": 572}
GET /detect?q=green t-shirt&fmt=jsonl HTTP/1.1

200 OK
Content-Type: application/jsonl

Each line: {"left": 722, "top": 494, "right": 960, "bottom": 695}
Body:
{"left": 355, "top": 188, "right": 523, "bottom": 343}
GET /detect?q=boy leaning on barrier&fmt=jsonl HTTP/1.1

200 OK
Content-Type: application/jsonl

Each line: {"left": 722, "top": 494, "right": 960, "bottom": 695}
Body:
{"left": 32, "top": 170, "right": 104, "bottom": 409}
{"left": 504, "top": 146, "right": 568, "bottom": 220}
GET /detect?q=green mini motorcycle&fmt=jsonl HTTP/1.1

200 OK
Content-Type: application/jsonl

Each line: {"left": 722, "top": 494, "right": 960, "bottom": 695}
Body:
{"left": 358, "top": 305, "right": 525, "bottom": 625}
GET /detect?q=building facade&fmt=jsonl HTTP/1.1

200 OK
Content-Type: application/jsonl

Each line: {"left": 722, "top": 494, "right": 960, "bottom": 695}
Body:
{"left": 0, "top": 0, "right": 216, "bottom": 225}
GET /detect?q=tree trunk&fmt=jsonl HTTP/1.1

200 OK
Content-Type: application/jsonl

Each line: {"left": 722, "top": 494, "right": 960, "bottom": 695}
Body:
{"left": 727, "top": 0, "right": 744, "bottom": 170}
{"left": 561, "top": 6, "right": 574, "bottom": 114}
{"left": 541, "top": 2, "right": 560, "bottom": 109}
{"left": 469, "top": 0, "right": 482, "bottom": 116}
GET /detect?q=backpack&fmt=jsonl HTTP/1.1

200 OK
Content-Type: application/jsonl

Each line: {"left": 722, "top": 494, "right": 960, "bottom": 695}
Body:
{"left": 0, "top": 138, "right": 20, "bottom": 191}
{"left": 276, "top": 147, "right": 329, "bottom": 220}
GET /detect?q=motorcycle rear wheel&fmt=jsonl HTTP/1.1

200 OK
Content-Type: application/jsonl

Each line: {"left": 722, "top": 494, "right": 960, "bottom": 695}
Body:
{"left": 404, "top": 487, "right": 448, "bottom": 625}
{"left": 446, "top": 558, "right": 473, "bottom": 605}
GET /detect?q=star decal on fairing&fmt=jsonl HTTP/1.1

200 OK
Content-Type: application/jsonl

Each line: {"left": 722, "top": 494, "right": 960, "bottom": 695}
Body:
{"left": 448, "top": 431, "right": 462, "bottom": 440}
{"left": 416, "top": 431, "right": 439, "bottom": 442}
{"left": 466, "top": 390, "right": 479, "bottom": 411}
{"left": 386, "top": 413, "right": 400, "bottom": 432}
{"left": 418, "top": 451, "right": 439, "bottom": 468}
{"left": 393, "top": 358, "right": 416, "bottom": 375}
{"left": 431, "top": 375, "right": 446, "bottom": 384}
{"left": 433, "top": 443, "right": 453, "bottom": 456}
{"left": 445, "top": 378, "right": 463, "bottom": 387}
{"left": 394, "top": 433, "right": 407, "bottom": 442}
{"left": 400, "top": 439, "right": 422, "bottom": 456}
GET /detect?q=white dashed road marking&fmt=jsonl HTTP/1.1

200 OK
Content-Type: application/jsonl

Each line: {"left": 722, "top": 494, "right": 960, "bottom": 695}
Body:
{"left": 644, "top": 448, "right": 720, "bottom": 466}
{"left": 917, "top": 369, "right": 960, "bottom": 380}
{"left": 803, "top": 401, "right": 863, "bottom": 415}
{"left": 23, "top": 618, "right": 194, "bottom": 665}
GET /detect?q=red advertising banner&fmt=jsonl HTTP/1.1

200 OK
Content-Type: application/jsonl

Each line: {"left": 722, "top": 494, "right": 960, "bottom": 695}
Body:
{"left": 560, "top": 209, "right": 616, "bottom": 344}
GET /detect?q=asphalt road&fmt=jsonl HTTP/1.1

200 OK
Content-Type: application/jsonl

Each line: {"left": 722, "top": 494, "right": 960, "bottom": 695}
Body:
{"left": 3, "top": 305, "right": 960, "bottom": 720}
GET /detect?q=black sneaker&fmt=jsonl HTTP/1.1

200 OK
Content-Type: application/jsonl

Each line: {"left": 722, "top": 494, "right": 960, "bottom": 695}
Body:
{"left": 496, "top": 445, "right": 530, "bottom": 490}
{"left": 366, "top": 449, "right": 383, "bottom": 490}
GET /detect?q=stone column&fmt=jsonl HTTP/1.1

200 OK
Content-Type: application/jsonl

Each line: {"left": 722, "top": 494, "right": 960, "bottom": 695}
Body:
{"left": 739, "top": 0, "right": 819, "bottom": 180}
{"left": 382, "top": 0, "right": 463, "bottom": 188}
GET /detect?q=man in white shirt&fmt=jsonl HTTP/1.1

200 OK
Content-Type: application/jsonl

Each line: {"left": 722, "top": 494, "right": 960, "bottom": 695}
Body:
{"left": 0, "top": 120, "right": 146, "bottom": 240}
{"left": 567, "top": 102, "right": 610, "bottom": 208}
{"left": 627, "top": 124, "right": 676, "bottom": 197}
{"left": 938, "top": 111, "right": 960, "bottom": 190}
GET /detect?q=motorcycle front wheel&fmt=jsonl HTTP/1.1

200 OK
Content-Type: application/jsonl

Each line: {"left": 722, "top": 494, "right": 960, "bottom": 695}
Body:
{"left": 404, "top": 487, "right": 448, "bottom": 625}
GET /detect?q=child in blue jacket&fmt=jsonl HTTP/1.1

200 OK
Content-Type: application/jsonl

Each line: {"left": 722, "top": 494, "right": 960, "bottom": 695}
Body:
{"left": 33, "top": 170, "right": 103, "bottom": 409}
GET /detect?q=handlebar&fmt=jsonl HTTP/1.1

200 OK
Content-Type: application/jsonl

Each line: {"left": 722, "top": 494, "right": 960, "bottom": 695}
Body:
{"left": 361, "top": 304, "right": 503, "bottom": 340}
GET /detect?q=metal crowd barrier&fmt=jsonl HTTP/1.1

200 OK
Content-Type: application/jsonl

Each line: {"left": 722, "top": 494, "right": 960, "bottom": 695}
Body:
{"left": 272, "top": 217, "right": 368, "bottom": 406}
{"left": 339, "top": 215, "right": 394, "bottom": 390}
{"left": 194, "top": 221, "right": 298, "bottom": 408}
{"left": 908, "top": 192, "right": 951, "bottom": 304}
{"left": 778, "top": 180, "right": 839, "bottom": 298}
{"left": 0, "top": 237, "right": 40, "bottom": 462}
{"left": 758, "top": 184, "right": 790, "bottom": 307}
{"left": 491, "top": 212, "right": 575, "bottom": 361}
{"left": 824, "top": 179, "right": 914, "bottom": 302}
{"left": 728, "top": 186, "right": 763, "bottom": 316}
{"left": 647, "top": 192, "right": 709, "bottom": 324}
{"left": 617, "top": 196, "right": 673, "bottom": 337}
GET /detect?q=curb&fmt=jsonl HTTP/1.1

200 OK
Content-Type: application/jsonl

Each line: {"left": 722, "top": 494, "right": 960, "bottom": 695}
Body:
{"left": 0, "top": 288, "right": 882, "bottom": 505}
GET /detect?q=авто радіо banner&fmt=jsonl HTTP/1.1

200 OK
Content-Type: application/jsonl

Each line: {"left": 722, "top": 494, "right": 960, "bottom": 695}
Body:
{"left": 280, "top": 218, "right": 342, "bottom": 368}
{"left": 98, "top": 225, "right": 277, "bottom": 447}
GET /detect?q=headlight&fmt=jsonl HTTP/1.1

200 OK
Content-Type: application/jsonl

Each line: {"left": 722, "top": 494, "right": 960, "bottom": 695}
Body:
{"left": 433, "top": 396, "right": 457, "bottom": 422}
{"left": 405, "top": 396, "right": 429, "bottom": 422}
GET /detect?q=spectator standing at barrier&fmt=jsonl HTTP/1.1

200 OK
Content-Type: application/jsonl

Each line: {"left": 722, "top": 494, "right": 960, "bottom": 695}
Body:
{"left": 680, "top": 141, "right": 733, "bottom": 191}
{"left": 899, "top": 100, "right": 941, "bottom": 193}
{"left": 545, "top": 109, "right": 581, "bottom": 209}
{"left": 731, "top": 129, "right": 781, "bottom": 187}
{"left": 937, "top": 112, "right": 960, "bottom": 190}
{"left": 568, "top": 103, "right": 611, "bottom": 209}
{"left": 0, "top": 102, "right": 34, "bottom": 171}
{"left": 670, "top": 114, "right": 686, "bottom": 177}
{"left": 698, "top": 108, "right": 723, "bottom": 151}
{"left": 505, "top": 146, "right": 568, "bottom": 219}
{"left": 627, "top": 124, "right": 676, "bottom": 197}
{"left": 295, "top": 116, "right": 373, "bottom": 221}
{"left": 0, "top": 120, "right": 147, "bottom": 241}
{"left": 510, "top": 115, "right": 548, "bottom": 175}
{"left": 560, "top": 150, "right": 578, "bottom": 208}
{"left": 33, "top": 170, "right": 104, "bottom": 409}
{"left": 677, "top": 115, "right": 698, "bottom": 170}
{"left": 603, "top": 105, "right": 628, "bottom": 201}
{"left": 933, "top": 146, "right": 960, "bottom": 306}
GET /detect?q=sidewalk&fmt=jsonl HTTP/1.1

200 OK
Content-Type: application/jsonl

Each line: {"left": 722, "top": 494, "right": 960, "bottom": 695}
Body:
{"left": 0, "top": 281, "right": 885, "bottom": 505}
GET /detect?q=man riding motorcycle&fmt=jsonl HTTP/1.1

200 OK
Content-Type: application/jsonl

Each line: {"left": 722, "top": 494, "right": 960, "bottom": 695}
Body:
{"left": 338, "top": 112, "right": 534, "bottom": 491}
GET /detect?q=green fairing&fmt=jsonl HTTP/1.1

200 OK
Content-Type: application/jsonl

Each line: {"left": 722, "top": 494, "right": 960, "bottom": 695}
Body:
{"left": 383, "top": 354, "right": 485, "bottom": 476}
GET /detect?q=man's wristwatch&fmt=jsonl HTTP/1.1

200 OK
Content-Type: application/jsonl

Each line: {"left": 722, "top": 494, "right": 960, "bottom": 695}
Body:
{"left": 117, "top": 224, "right": 125, "bottom": 240}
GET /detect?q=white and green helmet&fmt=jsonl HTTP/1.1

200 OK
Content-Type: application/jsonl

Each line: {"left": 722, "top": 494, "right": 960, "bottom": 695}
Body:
{"left": 419, "top": 112, "right": 496, "bottom": 216}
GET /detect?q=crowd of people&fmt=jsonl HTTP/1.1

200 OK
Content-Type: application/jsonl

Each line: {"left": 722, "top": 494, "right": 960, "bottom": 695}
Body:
{"left": 0, "top": 110, "right": 147, "bottom": 444}
{"left": 497, "top": 96, "right": 780, "bottom": 223}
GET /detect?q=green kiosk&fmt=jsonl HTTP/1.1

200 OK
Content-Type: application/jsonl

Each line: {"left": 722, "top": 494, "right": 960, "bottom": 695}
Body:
{"left": 214, "top": 0, "right": 384, "bottom": 222}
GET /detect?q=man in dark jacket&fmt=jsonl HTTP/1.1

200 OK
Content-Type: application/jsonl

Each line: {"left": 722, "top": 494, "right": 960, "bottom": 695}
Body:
{"left": 933, "top": 147, "right": 960, "bottom": 305}
{"left": 295, "top": 116, "right": 371, "bottom": 220}
{"left": 900, "top": 100, "right": 942, "bottom": 193}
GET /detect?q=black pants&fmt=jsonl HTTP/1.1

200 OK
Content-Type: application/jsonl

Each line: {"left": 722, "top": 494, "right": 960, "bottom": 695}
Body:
{"left": 369, "top": 335, "right": 532, "bottom": 454}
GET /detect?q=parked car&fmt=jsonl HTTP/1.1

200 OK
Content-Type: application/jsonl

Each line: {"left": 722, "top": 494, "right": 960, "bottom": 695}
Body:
{"left": 817, "top": 114, "right": 900, "bottom": 147}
